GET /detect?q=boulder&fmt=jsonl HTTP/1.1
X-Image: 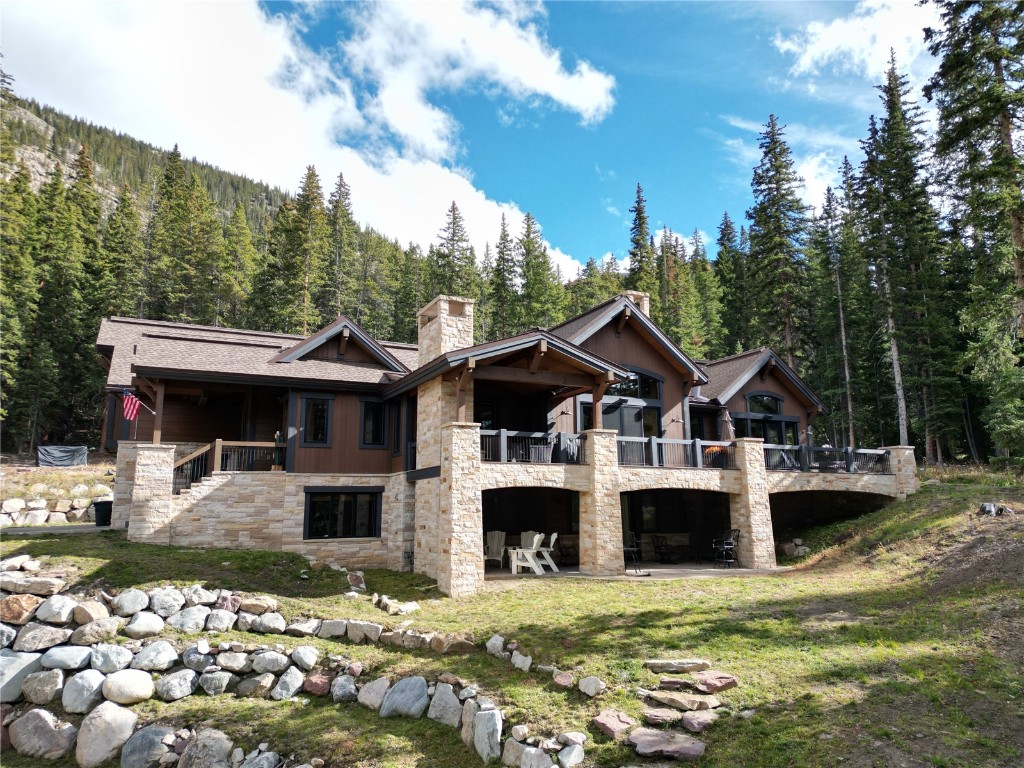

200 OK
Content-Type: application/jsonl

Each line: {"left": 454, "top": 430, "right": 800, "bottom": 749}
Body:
{"left": 1, "top": 594, "right": 43, "bottom": 625}
{"left": 76, "top": 702, "right": 139, "bottom": 768}
{"left": 380, "top": 675, "right": 429, "bottom": 718}
{"left": 155, "top": 669, "right": 199, "bottom": 702}
{"left": 131, "top": 640, "right": 179, "bottom": 671}
{"left": 212, "top": 592, "right": 242, "bottom": 613}
{"left": 214, "top": 651, "right": 251, "bottom": 674}
{"left": 21, "top": 668, "right": 64, "bottom": 703}
{"left": 166, "top": 606, "right": 212, "bottom": 634}
{"left": 102, "top": 668, "right": 155, "bottom": 704}
{"left": 552, "top": 671, "right": 574, "bottom": 688}
{"left": 626, "top": 727, "right": 705, "bottom": 761}
{"left": 0, "top": 513, "right": 14, "bottom": 528}
{"left": 591, "top": 709, "right": 636, "bottom": 740}
{"left": 303, "top": 672, "right": 331, "bottom": 697}
{"left": 0, "top": 648, "right": 43, "bottom": 701}
{"left": 427, "top": 682, "right": 462, "bottom": 727}
{"left": 71, "top": 498, "right": 91, "bottom": 510}
{"left": 13, "top": 621, "right": 73, "bottom": 652}
{"left": 0, "top": 574, "right": 65, "bottom": 596}
{"left": 557, "top": 745, "right": 585, "bottom": 768}
{"left": 238, "top": 595, "right": 277, "bottom": 615}
{"left": 124, "top": 611, "right": 165, "bottom": 639}
{"left": 111, "top": 588, "right": 150, "bottom": 617}
{"left": 205, "top": 609, "right": 238, "bottom": 633}
{"left": 461, "top": 697, "right": 479, "bottom": 747}
{"left": 270, "top": 666, "right": 304, "bottom": 700}
{"left": 183, "top": 645, "right": 215, "bottom": 672}
{"left": 501, "top": 737, "right": 527, "bottom": 767}
{"left": 236, "top": 611, "right": 257, "bottom": 631}
{"left": 285, "top": 618, "right": 321, "bottom": 637}
{"left": 642, "top": 707, "right": 683, "bottom": 726}
{"left": 35, "top": 594, "right": 79, "bottom": 624}
{"left": 511, "top": 650, "right": 532, "bottom": 672}
{"left": 473, "top": 709, "right": 503, "bottom": 763}
{"left": 178, "top": 728, "right": 234, "bottom": 768}
{"left": 291, "top": 645, "right": 320, "bottom": 671}
{"left": 681, "top": 709, "right": 720, "bottom": 733}
{"left": 70, "top": 616, "right": 125, "bottom": 645}
{"left": 346, "top": 620, "right": 384, "bottom": 644}
{"left": 20, "top": 509, "right": 49, "bottom": 526}
{"left": 240, "top": 751, "right": 280, "bottom": 768}
{"left": 199, "top": 670, "right": 240, "bottom": 696}
{"left": 250, "top": 651, "right": 290, "bottom": 674}
{"left": 329, "top": 674, "right": 357, "bottom": 702}
{"left": 147, "top": 587, "right": 186, "bottom": 617}
{"left": 54, "top": 500, "right": 73, "bottom": 513}
{"left": 1, "top": 499, "right": 26, "bottom": 515}
{"left": 485, "top": 634, "right": 505, "bottom": 657}
{"left": 40, "top": 644, "right": 92, "bottom": 670}
{"left": 643, "top": 658, "right": 711, "bottom": 673}
{"left": 520, "top": 747, "right": 553, "bottom": 768}
{"left": 430, "top": 632, "right": 476, "bottom": 654}
{"left": 0, "top": 623, "right": 15, "bottom": 648}
{"left": 62, "top": 668, "right": 107, "bottom": 713}
{"left": 9, "top": 707, "right": 77, "bottom": 760}
{"left": 73, "top": 600, "right": 110, "bottom": 625}
{"left": 120, "top": 723, "right": 174, "bottom": 768}
{"left": 316, "top": 619, "right": 347, "bottom": 639}
{"left": 689, "top": 670, "right": 738, "bottom": 694}
{"left": 236, "top": 673, "right": 276, "bottom": 698}
{"left": 645, "top": 690, "right": 721, "bottom": 711}
{"left": 46, "top": 512, "right": 68, "bottom": 525}
{"left": 578, "top": 675, "right": 606, "bottom": 697}
{"left": 251, "top": 612, "right": 286, "bottom": 634}
{"left": 356, "top": 676, "right": 390, "bottom": 710}
{"left": 91, "top": 643, "right": 134, "bottom": 673}
{"left": 182, "top": 584, "right": 218, "bottom": 606}
{"left": 557, "top": 732, "right": 587, "bottom": 747}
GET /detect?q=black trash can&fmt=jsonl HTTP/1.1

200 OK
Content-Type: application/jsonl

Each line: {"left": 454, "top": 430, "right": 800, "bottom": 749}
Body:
{"left": 93, "top": 500, "right": 113, "bottom": 527}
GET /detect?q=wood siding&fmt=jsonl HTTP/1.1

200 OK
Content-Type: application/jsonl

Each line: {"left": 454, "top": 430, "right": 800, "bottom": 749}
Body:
{"left": 292, "top": 392, "right": 392, "bottom": 474}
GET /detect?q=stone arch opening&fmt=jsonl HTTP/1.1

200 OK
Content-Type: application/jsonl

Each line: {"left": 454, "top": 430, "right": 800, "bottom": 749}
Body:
{"left": 769, "top": 490, "right": 892, "bottom": 541}
{"left": 481, "top": 487, "right": 580, "bottom": 568}
{"left": 619, "top": 488, "right": 731, "bottom": 563}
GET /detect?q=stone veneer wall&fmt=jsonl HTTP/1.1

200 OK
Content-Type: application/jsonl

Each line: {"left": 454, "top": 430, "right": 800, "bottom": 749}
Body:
{"left": 578, "top": 430, "right": 625, "bottom": 577}
{"left": 127, "top": 444, "right": 177, "bottom": 545}
{"left": 112, "top": 441, "right": 140, "bottom": 529}
{"left": 436, "top": 423, "right": 484, "bottom": 597}
{"left": 884, "top": 446, "right": 919, "bottom": 499}
{"left": 728, "top": 439, "right": 776, "bottom": 569}
{"left": 416, "top": 295, "right": 475, "bottom": 367}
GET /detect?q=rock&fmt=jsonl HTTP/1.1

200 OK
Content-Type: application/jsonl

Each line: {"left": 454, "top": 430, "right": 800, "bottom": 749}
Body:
{"left": 0, "top": 574, "right": 66, "bottom": 596}
{"left": 348, "top": 661, "right": 363, "bottom": 677}
{"left": 0, "top": 648, "right": 43, "bottom": 701}
{"left": 473, "top": 709, "right": 503, "bottom": 763}
{"left": 643, "top": 707, "right": 683, "bottom": 725}
{"left": 0, "top": 513, "right": 14, "bottom": 528}
{"left": 552, "top": 671, "right": 574, "bottom": 688}
{"left": 205, "top": 609, "right": 238, "bottom": 633}
{"left": 511, "top": 650, "right": 532, "bottom": 672}
{"left": 46, "top": 511, "right": 68, "bottom": 524}
{"left": 357, "top": 676, "right": 390, "bottom": 710}
{"left": 681, "top": 709, "right": 720, "bottom": 733}
{"left": 520, "top": 747, "right": 553, "bottom": 768}
{"left": 240, "top": 752, "right": 280, "bottom": 768}
{"left": 431, "top": 632, "right": 475, "bottom": 654}
{"left": 131, "top": 640, "right": 179, "bottom": 671}
{"left": 125, "top": 611, "right": 165, "bottom": 639}
{"left": 112, "top": 588, "right": 150, "bottom": 617}
{"left": 511, "top": 725, "right": 529, "bottom": 741}
{"left": 121, "top": 723, "right": 175, "bottom": 768}
{"left": 20, "top": 510, "right": 49, "bottom": 526}
{"left": 13, "top": 622, "right": 73, "bottom": 652}
{"left": 177, "top": 727, "right": 234, "bottom": 768}
{"left": 251, "top": 612, "right": 286, "bottom": 634}
{"left": 380, "top": 675, "right": 429, "bottom": 718}
{"left": 557, "top": 732, "right": 587, "bottom": 747}
{"left": 427, "top": 682, "right": 462, "bottom": 727}
{"left": 501, "top": 737, "right": 527, "bottom": 767}
{"left": 1, "top": 594, "right": 43, "bottom": 625}
{"left": 183, "top": 645, "right": 215, "bottom": 672}
{"left": 236, "top": 673, "right": 276, "bottom": 698}
{"left": 329, "top": 674, "right": 357, "bottom": 702}
{"left": 645, "top": 690, "right": 721, "bottom": 711}
{"left": 71, "top": 498, "right": 91, "bottom": 510}
{"left": 156, "top": 669, "right": 199, "bottom": 702}
{"left": 302, "top": 672, "right": 330, "bottom": 697}
{"left": 627, "top": 727, "right": 705, "bottom": 761}
{"left": 70, "top": 616, "right": 125, "bottom": 645}
{"left": 461, "top": 697, "right": 479, "bottom": 746}
{"left": 90, "top": 484, "right": 112, "bottom": 496}
{"left": 21, "top": 668, "right": 64, "bottom": 703}
{"left": 182, "top": 585, "right": 218, "bottom": 606}
{"left": 199, "top": 670, "right": 239, "bottom": 696}
{"left": 9, "top": 707, "right": 77, "bottom": 759}
{"left": 270, "top": 666, "right": 304, "bottom": 700}
{"left": 75, "top": 702, "right": 138, "bottom": 767}
{"left": 65, "top": 509, "right": 86, "bottom": 522}
{"left": 0, "top": 624, "right": 14, "bottom": 652}
{"left": 35, "top": 594, "right": 79, "bottom": 624}
{"left": 214, "top": 651, "right": 251, "bottom": 674}
{"left": 591, "top": 709, "right": 636, "bottom": 740}
{"left": 238, "top": 595, "right": 276, "bottom": 615}
{"left": 251, "top": 651, "right": 290, "bottom": 674}
{"left": 103, "top": 668, "right": 156, "bottom": 704}
{"left": 644, "top": 659, "right": 711, "bottom": 674}
{"left": 459, "top": 686, "right": 477, "bottom": 701}
{"left": 40, "top": 644, "right": 92, "bottom": 669}
{"left": 73, "top": 600, "right": 110, "bottom": 625}
{"left": 316, "top": 619, "right": 347, "bottom": 639}
{"left": 54, "top": 499, "right": 74, "bottom": 513}
{"left": 166, "top": 606, "right": 212, "bottom": 634}
{"left": 63, "top": 668, "right": 107, "bottom": 713}
{"left": 148, "top": 587, "right": 186, "bottom": 618}
{"left": 777, "top": 540, "right": 798, "bottom": 557}
{"left": 285, "top": 618, "right": 321, "bottom": 637}
{"left": 346, "top": 571, "right": 366, "bottom": 590}
{"left": 346, "top": 620, "right": 383, "bottom": 644}
{"left": 290, "top": 645, "right": 319, "bottom": 671}
{"left": 578, "top": 675, "right": 606, "bottom": 697}
{"left": 1, "top": 499, "right": 27, "bottom": 515}
{"left": 91, "top": 643, "right": 134, "bottom": 673}
{"left": 689, "top": 670, "right": 738, "bottom": 694}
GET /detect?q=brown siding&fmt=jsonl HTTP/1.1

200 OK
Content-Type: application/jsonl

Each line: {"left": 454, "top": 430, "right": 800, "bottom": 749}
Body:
{"left": 303, "top": 337, "right": 376, "bottom": 364}
{"left": 725, "top": 369, "right": 815, "bottom": 438}
{"left": 292, "top": 392, "right": 392, "bottom": 474}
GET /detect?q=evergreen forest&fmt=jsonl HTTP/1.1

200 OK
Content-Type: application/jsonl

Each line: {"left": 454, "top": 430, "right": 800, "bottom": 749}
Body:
{"left": 1, "top": 1, "right": 1021, "bottom": 464}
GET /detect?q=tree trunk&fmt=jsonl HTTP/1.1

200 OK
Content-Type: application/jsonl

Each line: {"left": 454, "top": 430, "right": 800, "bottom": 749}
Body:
{"left": 962, "top": 398, "right": 981, "bottom": 465}
{"left": 879, "top": 267, "right": 909, "bottom": 446}
{"left": 835, "top": 262, "right": 856, "bottom": 448}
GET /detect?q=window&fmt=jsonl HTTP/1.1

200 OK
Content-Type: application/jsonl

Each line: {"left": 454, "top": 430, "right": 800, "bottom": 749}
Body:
{"left": 606, "top": 371, "right": 661, "bottom": 399}
{"left": 361, "top": 401, "right": 385, "bottom": 448}
{"left": 301, "top": 396, "right": 331, "bottom": 446}
{"left": 304, "top": 487, "right": 383, "bottom": 539}
{"left": 389, "top": 401, "right": 402, "bottom": 455}
{"left": 747, "top": 394, "right": 782, "bottom": 415}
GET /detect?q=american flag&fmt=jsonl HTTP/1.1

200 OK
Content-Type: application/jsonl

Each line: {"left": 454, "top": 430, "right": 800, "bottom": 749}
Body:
{"left": 122, "top": 390, "right": 142, "bottom": 421}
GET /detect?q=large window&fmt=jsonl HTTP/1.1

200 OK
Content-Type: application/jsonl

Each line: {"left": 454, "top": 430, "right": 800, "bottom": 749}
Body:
{"left": 361, "top": 401, "right": 385, "bottom": 448}
{"left": 301, "top": 396, "right": 332, "bottom": 446}
{"left": 748, "top": 394, "right": 782, "bottom": 415}
{"left": 606, "top": 372, "right": 661, "bottom": 400}
{"left": 304, "top": 487, "right": 382, "bottom": 539}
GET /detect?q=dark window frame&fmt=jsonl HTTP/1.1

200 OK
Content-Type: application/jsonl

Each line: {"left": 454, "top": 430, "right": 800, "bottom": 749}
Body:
{"left": 299, "top": 394, "right": 333, "bottom": 447}
{"left": 746, "top": 390, "right": 784, "bottom": 415}
{"left": 389, "top": 400, "right": 402, "bottom": 456}
{"left": 303, "top": 486, "right": 384, "bottom": 540}
{"left": 360, "top": 399, "right": 386, "bottom": 449}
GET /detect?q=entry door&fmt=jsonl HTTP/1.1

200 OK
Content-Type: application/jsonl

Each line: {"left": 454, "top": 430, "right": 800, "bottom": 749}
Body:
{"left": 602, "top": 403, "right": 645, "bottom": 437}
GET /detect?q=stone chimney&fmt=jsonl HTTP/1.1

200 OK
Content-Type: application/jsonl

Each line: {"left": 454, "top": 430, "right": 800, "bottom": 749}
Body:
{"left": 417, "top": 295, "right": 475, "bottom": 367}
{"left": 621, "top": 290, "right": 651, "bottom": 316}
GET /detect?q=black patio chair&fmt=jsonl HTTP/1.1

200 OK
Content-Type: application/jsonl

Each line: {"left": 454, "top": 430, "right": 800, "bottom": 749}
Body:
{"left": 623, "top": 531, "right": 641, "bottom": 573}
{"left": 712, "top": 528, "right": 740, "bottom": 567}
{"left": 651, "top": 534, "right": 686, "bottom": 564}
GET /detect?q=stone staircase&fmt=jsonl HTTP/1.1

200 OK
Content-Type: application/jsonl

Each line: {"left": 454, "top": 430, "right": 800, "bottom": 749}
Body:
{"left": 172, "top": 473, "right": 231, "bottom": 515}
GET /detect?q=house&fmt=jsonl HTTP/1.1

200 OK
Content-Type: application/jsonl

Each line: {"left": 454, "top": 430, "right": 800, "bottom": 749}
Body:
{"left": 96, "top": 291, "right": 918, "bottom": 597}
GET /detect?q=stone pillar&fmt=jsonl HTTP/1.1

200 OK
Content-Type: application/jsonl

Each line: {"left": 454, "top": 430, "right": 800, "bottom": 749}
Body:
{"left": 385, "top": 473, "right": 416, "bottom": 572}
{"left": 126, "top": 444, "right": 176, "bottom": 545}
{"left": 728, "top": 438, "right": 776, "bottom": 568}
{"left": 883, "top": 446, "right": 919, "bottom": 499}
{"left": 416, "top": 295, "right": 475, "bottom": 366}
{"left": 579, "top": 429, "right": 624, "bottom": 577}
{"left": 620, "top": 290, "right": 651, "bottom": 316}
{"left": 436, "top": 422, "right": 483, "bottom": 597}
{"left": 113, "top": 441, "right": 141, "bottom": 529}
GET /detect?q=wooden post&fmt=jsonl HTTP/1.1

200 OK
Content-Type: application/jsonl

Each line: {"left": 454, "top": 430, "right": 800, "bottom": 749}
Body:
{"left": 152, "top": 380, "right": 165, "bottom": 444}
{"left": 498, "top": 429, "right": 508, "bottom": 463}
{"left": 648, "top": 436, "right": 660, "bottom": 467}
{"left": 212, "top": 439, "right": 223, "bottom": 474}
{"left": 694, "top": 439, "right": 704, "bottom": 469}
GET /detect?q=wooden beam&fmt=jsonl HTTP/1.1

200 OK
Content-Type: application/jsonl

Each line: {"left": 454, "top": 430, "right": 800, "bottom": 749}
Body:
{"left": 529, "top": 339, "right": 548, "bottom": 373}
{"left": 616, "top": 307, "right": 631, "bottom": 334}
{"left": 472, "top": 366, "right": 593, "bottom": 388}
{"left": 152, "top": 380, "right": 166, "bottom": 444}
{"left": 760, "top": 359, "right": 775, "bottom": 381}
{"left": 337, "top": 327, "right": 350, "bottom": 358}
{"left": 592, "top": 375, "right": 610, "bottom": 430}
{"left": 136, "top": 377, "right": 157, "bottom": 401}
{"left": 454, "top": 361, "right": 474, "bottom": 422}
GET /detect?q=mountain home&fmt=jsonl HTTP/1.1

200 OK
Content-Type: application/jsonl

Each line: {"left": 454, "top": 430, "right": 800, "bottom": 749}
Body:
{"left": 97, "top": 292, "right": 918, "bottom": 597}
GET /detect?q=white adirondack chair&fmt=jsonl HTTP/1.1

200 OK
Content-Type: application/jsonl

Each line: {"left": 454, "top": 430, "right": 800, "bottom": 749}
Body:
{"left": 536, "top": 532, "right": 559, "bottom": 572}
{"left": 510, "top": 532, "right": 545, "bottom": 575}
{"left": 484, "top": 530, "right": 506, "bottom": 567}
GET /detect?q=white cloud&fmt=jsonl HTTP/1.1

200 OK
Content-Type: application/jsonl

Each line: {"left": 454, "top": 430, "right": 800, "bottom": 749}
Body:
{"left": 794, "top": 151, "right": 841, "bottom": 211}
{"left": 2, "top": 0, "right": 613, "bottom": 287}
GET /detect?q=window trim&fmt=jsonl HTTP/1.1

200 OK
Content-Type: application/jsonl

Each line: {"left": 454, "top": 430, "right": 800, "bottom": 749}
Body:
{"left": 303, "top": 486, "right": 384, "bottom": 540}
{"left": 389, "top": 400, "right": 402, "bottom": 456}
{"left": 360, "top": 399, "right": 387, "bottom": 450}
{"left": 745, "top": 390, "right": 784, "bottom": 415}
{"left": 299, "top": 394, "right": 333, "bottom": 448}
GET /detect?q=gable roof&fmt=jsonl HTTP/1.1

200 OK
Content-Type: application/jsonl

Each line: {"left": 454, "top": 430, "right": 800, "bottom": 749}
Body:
{"left": 268, "top": 315, "right": 409, "bottom": 373}
{"left": 698, "top": 347, "right": 826, "bottom": 412}
{"left": 548, "top": 294, "right": 708, "bottom": 384}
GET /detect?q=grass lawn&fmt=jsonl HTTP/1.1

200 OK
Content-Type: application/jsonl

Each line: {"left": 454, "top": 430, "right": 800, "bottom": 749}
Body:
{"left": 2, "top": 470, "right": 1021, "bottom": 767}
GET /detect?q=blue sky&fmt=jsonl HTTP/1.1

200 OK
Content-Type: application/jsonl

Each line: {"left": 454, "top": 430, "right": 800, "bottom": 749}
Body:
{"left": 4, "top": 0, "right": 941, "bottom": 274}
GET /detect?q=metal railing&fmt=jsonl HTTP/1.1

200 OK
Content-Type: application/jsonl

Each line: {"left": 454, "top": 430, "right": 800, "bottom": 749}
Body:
{"left": 173, "top": 443, "right": 212, "bottom": 494}
{"left": 762, "top": 444, "right": 891, "bottom": 474}
{"left": 616, "top": 437, "right": 737, "bottom": 470}
{"left": 172, "top": 439, "right": 287, "bottom": 494}
{"left": 479, "top": 430, "right": 586, "bottom": 464}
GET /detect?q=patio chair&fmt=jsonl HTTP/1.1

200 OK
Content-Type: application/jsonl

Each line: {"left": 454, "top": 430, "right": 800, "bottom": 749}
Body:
{"left": 536, "top": 532, "right": 559, "bottom": 572}
{"left": 554, "top": 536, "right": 578, "bottom": 566}
{"left": 509, "top": 533, "right": 546, "bottom": 575}
{"left": 623, "top": 531, "right": 641, "bottom": 572}
{"left": 651, "top": 534, "right": 686, "bottom": 564}
{"left": 484, "top": 530, "right": 506, "bottom": 568}
{"left": 712, "top": 528, "right": 740, "bottom": 567}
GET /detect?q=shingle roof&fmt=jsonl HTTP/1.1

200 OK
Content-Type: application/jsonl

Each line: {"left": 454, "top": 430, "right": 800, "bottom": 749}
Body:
{"left": 697, "top": 348, "right": 769, "bottom": 401}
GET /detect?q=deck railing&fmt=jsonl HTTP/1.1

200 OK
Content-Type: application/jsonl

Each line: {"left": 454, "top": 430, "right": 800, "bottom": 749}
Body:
{"left": 173, "top": 443, "right": 213, "bottom": 494}
{"left": 616, "top": 437, "right": 737, "bottom": 470}
{"left": 763, "top": 444, "right": 891, "bottom": 474}
{"left": 479, "top": 430, "right": 586, "bottom": 464}
{"left": 172, "top": 439, "right": 286, "bottom": 494}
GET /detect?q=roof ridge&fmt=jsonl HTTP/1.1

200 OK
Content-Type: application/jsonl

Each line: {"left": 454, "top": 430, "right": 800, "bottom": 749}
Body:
{"left": 106, "top": 316, "right": 301, "bottom": 341}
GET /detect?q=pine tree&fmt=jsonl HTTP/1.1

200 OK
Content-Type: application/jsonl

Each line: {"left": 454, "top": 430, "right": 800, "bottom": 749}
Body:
{"left": 518, "top": 213, "right": 565, "bottom": 330}
{"left": 688, "top": 229, "right": 725, "bottom": 357}
{"left": 429, "top": 202, "right": 479, "bottom": 299}
{"left": 292, "top": 165, "right": 330, "bottom": 334}
{"left": 102, "top": 186, "right": 145, "bottom": 317}
{"left": 567, "top": 256, "right": 621, "bottom": 315}
{"left": 746, "top": 115, "right": 809, "bottom": 369}
{"left": 488, "top": 214, "right": 519, "bottom": 340}
{"left": 625, "top": 184, "right": 659, "bottom": 318}
{"left": 392, "top": 244, "right": 426, "bottom": 343}
{"left": 325, "top": 171, "right": 358, "bottom": 320}
{"left": 221, "top": 203, "right": 258, "bottom": 327}
{"left": 715, "top": 212, "right": 754, "bottom": 354}
{"left": 182, "top": 173, "right": 228, "bottom": 325}
{"left": 145, "top": 145, "right": 189, "bottom": 318}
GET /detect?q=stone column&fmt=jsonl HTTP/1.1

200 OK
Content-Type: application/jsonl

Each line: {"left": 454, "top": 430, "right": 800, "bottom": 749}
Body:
{"left": 579, "top": 429, "right": 624, "bottom": 577}
{"left": 728, "top": 438, "right": 776, "bottom": 569}
{"left": 385, "top": 472, "right": 416, "bottom": 572}
{"left": 883, "top": 446, "right": 919, "bottom": 499}
{"left": 112, "top": 441, "right": 141, "bottom": 529}
{"left": 126, "top": 444, "right": 176, "bottom": 545}
{"left": 436, "top": 422, "right": 483, "bottom": 597}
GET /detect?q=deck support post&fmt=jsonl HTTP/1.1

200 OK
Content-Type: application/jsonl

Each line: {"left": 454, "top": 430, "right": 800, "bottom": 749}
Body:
{"left": 728, "top": 438, "right": 776, "bottom": 569}
{"left": 578, "top": 429, "right": 623, "bottom": 577}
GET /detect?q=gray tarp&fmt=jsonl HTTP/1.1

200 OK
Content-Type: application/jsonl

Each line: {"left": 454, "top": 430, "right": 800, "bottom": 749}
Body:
{"left": 37, "top": 445, "right": 88, "bottom": 467}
